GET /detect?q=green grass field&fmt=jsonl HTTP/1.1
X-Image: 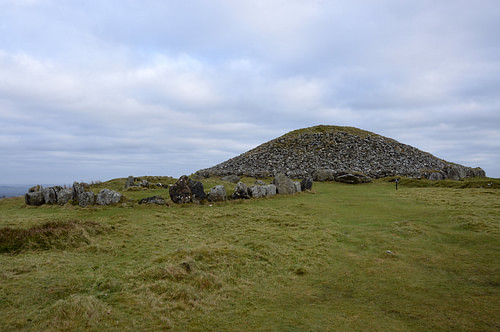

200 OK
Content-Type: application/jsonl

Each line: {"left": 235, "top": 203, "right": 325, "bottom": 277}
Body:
{"left": 1, "top": 177, "right": 499, "bottom": 331}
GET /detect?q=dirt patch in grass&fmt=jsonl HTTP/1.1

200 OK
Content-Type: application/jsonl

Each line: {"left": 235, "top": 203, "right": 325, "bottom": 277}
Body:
{"left": 0, "top": 220, "right": 108, "bottom": 253}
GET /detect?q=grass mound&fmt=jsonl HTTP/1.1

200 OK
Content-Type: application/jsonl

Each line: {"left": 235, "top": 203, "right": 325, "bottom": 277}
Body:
{"left": 44, "top": 294, "right": 112, "bottom": 331}
{"left": 0, "top": 220, "right": 107, "bottom": 253}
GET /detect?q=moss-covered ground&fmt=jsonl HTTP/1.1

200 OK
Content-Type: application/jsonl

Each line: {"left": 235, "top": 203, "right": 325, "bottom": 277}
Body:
{"left": 0, "top": 177, "right": 499, "bottom": 331}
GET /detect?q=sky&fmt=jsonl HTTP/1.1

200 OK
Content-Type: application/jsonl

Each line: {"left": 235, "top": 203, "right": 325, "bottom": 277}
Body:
{"left": 1, "top": 0, "right": 499, "bottom": 185}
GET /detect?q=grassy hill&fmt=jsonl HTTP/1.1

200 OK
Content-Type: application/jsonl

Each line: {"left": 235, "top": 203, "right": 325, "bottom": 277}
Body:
{"left": 1, "top": 177, "right": 499, "bottom": 331}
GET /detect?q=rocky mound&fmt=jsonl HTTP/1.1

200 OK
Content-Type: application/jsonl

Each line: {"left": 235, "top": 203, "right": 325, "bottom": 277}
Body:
{"left": 197, "top": 125, "right": 485, "bottom": 180}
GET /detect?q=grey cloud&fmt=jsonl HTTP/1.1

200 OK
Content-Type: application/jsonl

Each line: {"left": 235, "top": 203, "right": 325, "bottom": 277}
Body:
{"left": 1, "top": 0, "right": 499, "bottom": 183}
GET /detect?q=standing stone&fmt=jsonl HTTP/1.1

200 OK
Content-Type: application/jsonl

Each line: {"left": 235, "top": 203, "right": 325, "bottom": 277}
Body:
{"left": 169, "top": 175, "right": 192, "bottom": 204}
{"left": 248, "top": 184, "right": 277, "bottom": 198}
{"left": 42, "top": 187, "right": 58, "bottom": 204}
{"left": 72, "top": 182, "right": 89, "bottom": 201}
{"left": 96, "top": 189, "right": 123, "bottom": 205}
{"left": 207, "top": 185, "right": 227, "bottom": 202}
{"left": 232, "top": 182, "right": 250, "bottom": 199}
{"left": 124, "top": 176, "right": 135, "bottom": 189}
{"left": 25, "top": 191, "right": 45, "bottom": 206}
{"left": 248, "top": 185, "right": 266, "bottom": 198}
{"left": 265, "top": 184, "right": 277, "bottom": 196}
{"left": 312, "top": 169, "right": 335, "bottom": 182}
{"left": 293, "top": 182, "right": 302, "bottom": 193}
{"left": 78, "top": 191, "right": 95, "bottom": 207}
{"left": 187, "top": 178, "right": 206, "bottom": 202}
{"left": 57, "top": 189, "right": 73, "bottom": 205}
{"left": 300, "top": 176, "right": 313, "bottom": 191}
{"left": 272, "top": 173, "right": 297, "bottom": 194}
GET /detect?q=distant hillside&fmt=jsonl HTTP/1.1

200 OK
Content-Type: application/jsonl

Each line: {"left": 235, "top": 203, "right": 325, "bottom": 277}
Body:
{"left": 197, "top": 125, "right": 485, "bottom": 179}
{"left": 0, "top": 185, "right": 29, "bottom": 198}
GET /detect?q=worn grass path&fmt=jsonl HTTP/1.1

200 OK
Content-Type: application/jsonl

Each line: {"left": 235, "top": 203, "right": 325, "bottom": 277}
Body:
{"left": 0, "top": 179, "right": 499, "bottom": 331}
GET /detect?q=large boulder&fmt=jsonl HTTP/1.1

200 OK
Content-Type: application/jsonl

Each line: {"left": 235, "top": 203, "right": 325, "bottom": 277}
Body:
{"left": 72, "top": 182, "right": 90, "bottom": 201}
{"left": 248, "top": 184, "right": 277, "bottom": 198}
{"left": 96, "top": 189, "right": 123, "bottom": 205}
{"left": 445, "top": 165, "right": 466, "bottom": 181}
{"left": 124, "top": 176, "right": 135, "bottom": 189}
{"left": 312, "top": 169, "right": 335, "bottom": 182}
{"left": 272, "top": 173, "right": 297, "bottom": 194}
{"left": 139, "top": 196, "right": 166, "bottom": 205}
{"left": 57, "top": 189, "right": 73, "bottom": 205}
{"left": 42, "top": 187, "right": 59, "bottom": 204}
{"left": 207, "top": 185, "right": 227, "bottom": 202}
{"left": 334, "top": 172, "right": 372, "bottom": 184}
{"left": 187, "top": 178, "right": 206, "bottom": 202}
{"left": 169, "top": 175, "right": 192, "bottom": 204}
{"left": 293, "top": 181, "right": 302, "bottom": 193}
{"left": 469, "top": 167, "right": 486, "bottom": 178}
{"left": 222, "top": 175, "right": 240, "bottom": 183}
{"left": 78, "top": 191, "right": 95, "bottom": 207}
{"left": 301, "top": 176, "right": 313, "bottom": 191}
{"left": 25, "top": 191, "right": 45, "bottom": 206}
{"left": 232, "top": 182, "right": 250, "bottom": 199}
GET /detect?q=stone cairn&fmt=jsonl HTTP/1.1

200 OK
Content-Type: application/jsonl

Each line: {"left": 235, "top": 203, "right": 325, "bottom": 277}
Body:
{"left": 196, "top": 125, "right": 486, "bottom": 180}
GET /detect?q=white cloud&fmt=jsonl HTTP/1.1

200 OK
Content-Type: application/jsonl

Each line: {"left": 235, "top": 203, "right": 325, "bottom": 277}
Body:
{"left": 1, "top": 1, "right": 500, "bottom": 183}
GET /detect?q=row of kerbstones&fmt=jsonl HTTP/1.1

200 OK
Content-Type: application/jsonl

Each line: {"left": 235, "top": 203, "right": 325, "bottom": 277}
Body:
{"left": 169, "top": 173, "right": 313, "bottom": 204}
{"left": 25, "top": 182, "right": 123, "bottom": 207}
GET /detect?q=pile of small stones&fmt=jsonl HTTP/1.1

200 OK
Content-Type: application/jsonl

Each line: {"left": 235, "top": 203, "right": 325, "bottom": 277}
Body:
{"left": 196, "top": 127, "right": 486, "bottom": 180}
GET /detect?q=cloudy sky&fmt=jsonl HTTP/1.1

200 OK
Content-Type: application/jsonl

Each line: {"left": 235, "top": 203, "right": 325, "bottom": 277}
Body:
{"left": 1, "top": 0, "right": 499, "bottom": 185}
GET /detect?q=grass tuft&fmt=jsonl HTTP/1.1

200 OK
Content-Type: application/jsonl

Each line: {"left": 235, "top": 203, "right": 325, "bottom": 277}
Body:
{"left": 0, "top": 220, "right": 107, "bottom": 253}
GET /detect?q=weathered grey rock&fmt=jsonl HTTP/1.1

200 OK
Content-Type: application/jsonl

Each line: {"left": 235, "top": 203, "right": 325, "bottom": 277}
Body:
{"left": 445, "top": 165, "right": 466, "bottom": 181}
{"left": 313, "top": 169, "right": 335, "bottom": 182}
{"left": 72, "top": 182, "right": 90, "bottom": 201}
{"left": 96, "top": 189, "right": 123, "bottom": 205}
{"left": 248, "top": 184, "right": 277, "bottom": 198}
{"left": 428, "top": 172, "right": 445, "bottom": 181}
{"left": 57, "top": 189, "right": 73, "bottom": 205}
{"left": 42, "top": 187, "right": 58, "bottom": 204}
{"left": 139, "top": 180, "right": 150, "bottom": 188}
{"left": 265, "top": 184, "right": 277, "bottom": 196}
{"left": 222, "top": 175, "right": 240, "bottom": 183}
{"left": 25, "top": 191, "right": 45, "bottom": 206}
{"left": 78, "top": 191, "right": 95, "bottom": 207}
{"left": 232, "top": 181, "right": 250, "bottom": 199}
{"left": 207, "top": 185, "right": 227, "bottom": 202}
{"left": 334, "top": 173, "right": 372, "bottom": 184}
{"left": 300, "top": 176, "right": 313, "bottom": 191}
{"left": 293, "top": 181, "right": 302, "bottom": 193}
{"left": 139, "top": 196, "right": 166, "bottom": 205}
{"left": 124, "top": 176, "right": 135, "bottom": 189}
{"left": 248, "top": 185, "right": 266, "bottom": 198}
{"left": 254, "top": 180, "right": 266, "bottom": 185}
{"left": 187, "top": 178, "right": 206, "bottom": 202}
{"left": 469, "top": 167, "right": 486, "bottom": 178}
{"left": 169, "top": 175, "right": 192, "bottom": 204}
{"left": 272, "top": 173, "right": 297, "bottom": 194}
